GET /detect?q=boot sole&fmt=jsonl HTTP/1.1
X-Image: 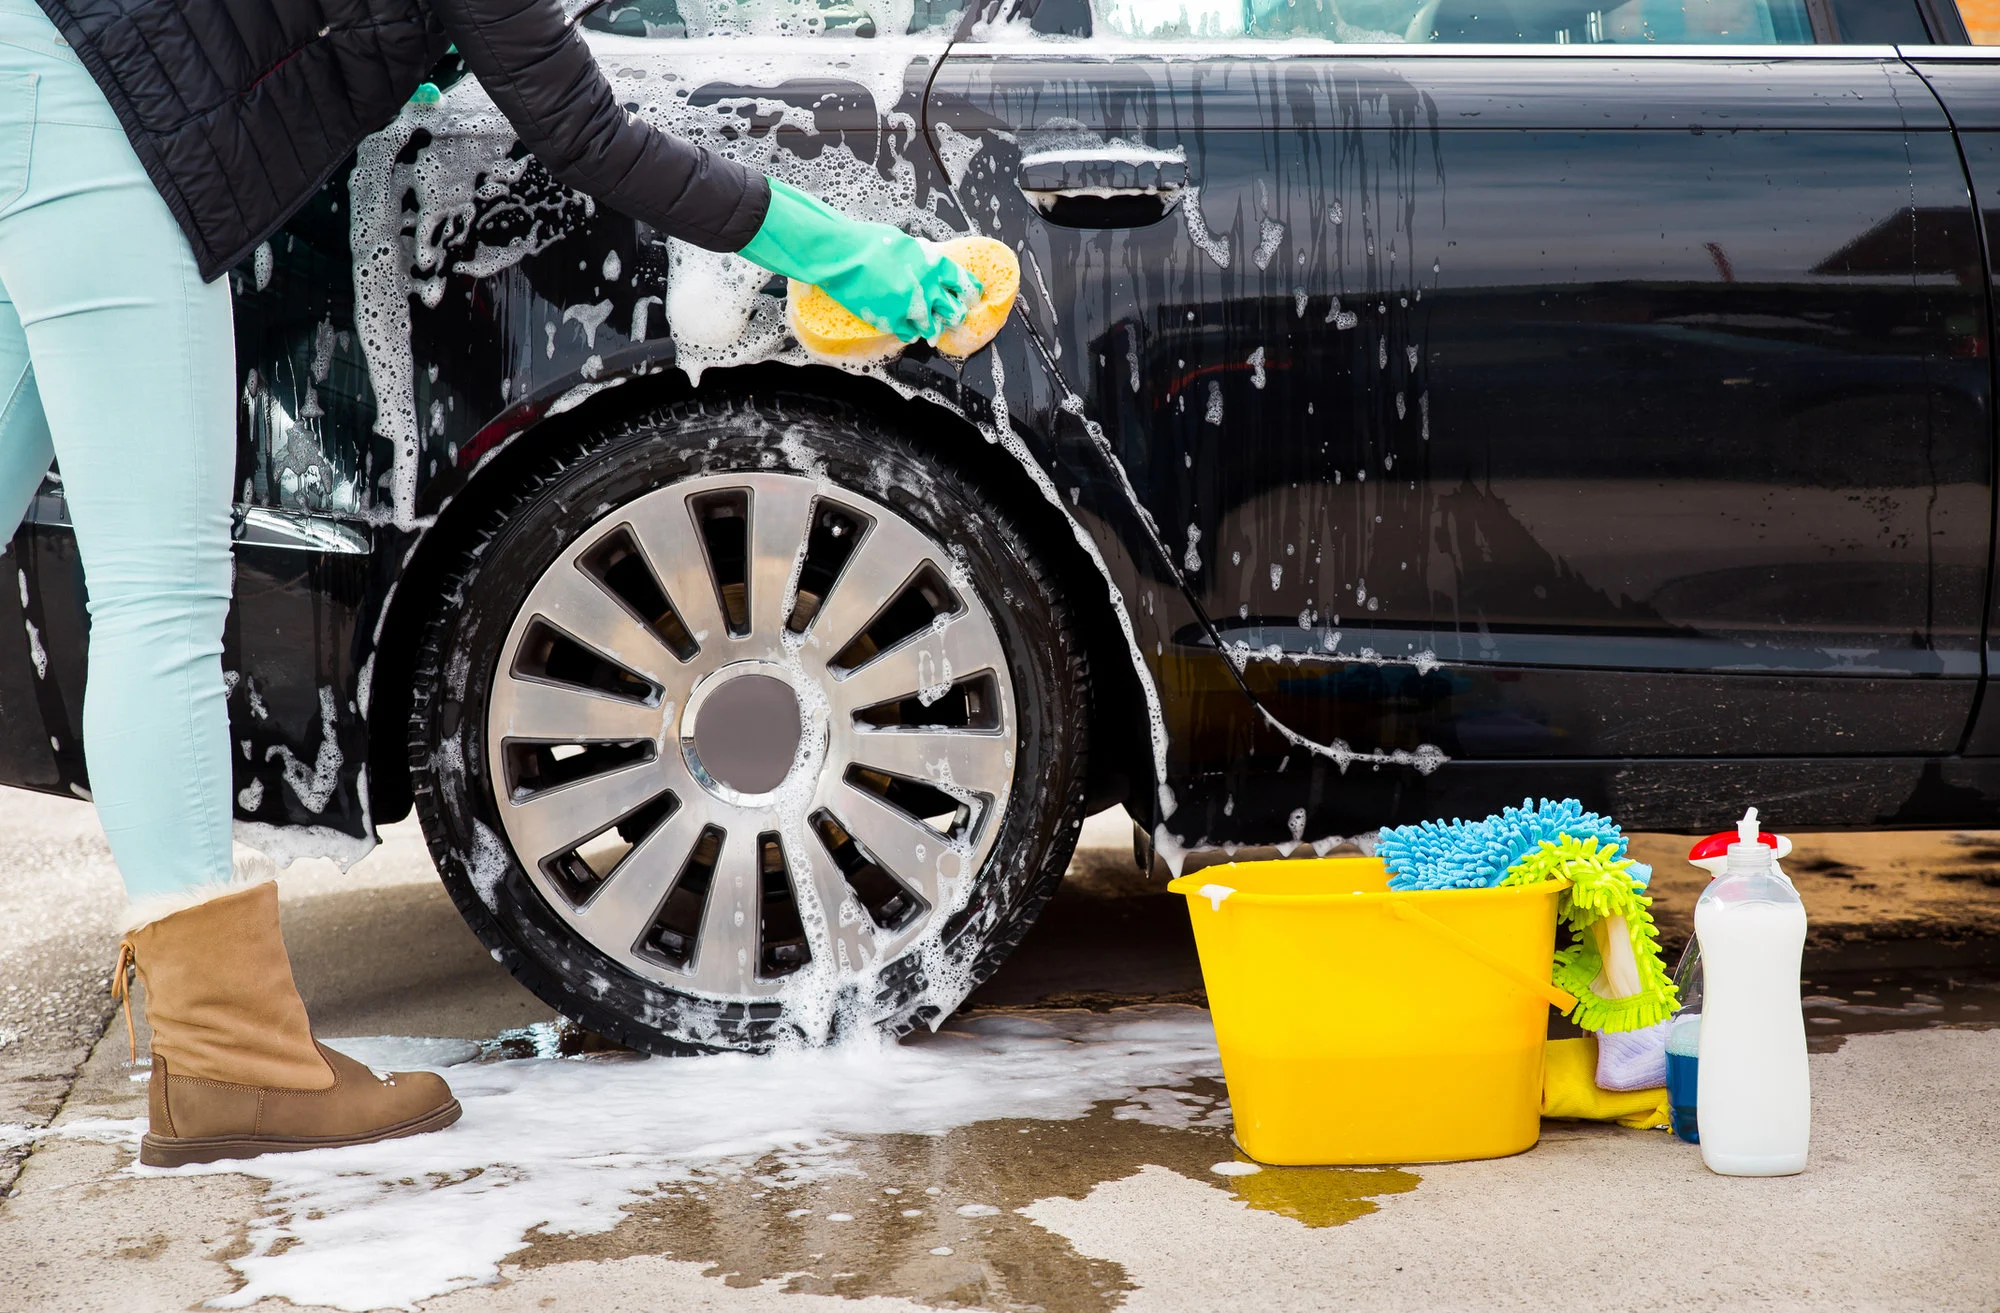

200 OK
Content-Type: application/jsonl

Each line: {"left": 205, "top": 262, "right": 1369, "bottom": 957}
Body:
{"left": 138, "top": 1098, "right": 463, "bottom": 1167}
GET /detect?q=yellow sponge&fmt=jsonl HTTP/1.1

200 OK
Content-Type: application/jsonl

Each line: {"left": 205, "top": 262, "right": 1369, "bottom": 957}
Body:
{"left": 788, "top": 235, "right": 1020, "bottom": 364}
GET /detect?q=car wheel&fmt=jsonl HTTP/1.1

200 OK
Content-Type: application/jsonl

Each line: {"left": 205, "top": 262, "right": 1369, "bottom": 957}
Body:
{"left": 409, "top": 395, "right": 1089, "bottom": 1053}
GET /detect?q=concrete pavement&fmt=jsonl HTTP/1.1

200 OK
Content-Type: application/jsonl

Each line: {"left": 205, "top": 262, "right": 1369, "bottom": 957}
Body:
{"left": 0, "top": 789, "right": 1995, "bottom": 1312}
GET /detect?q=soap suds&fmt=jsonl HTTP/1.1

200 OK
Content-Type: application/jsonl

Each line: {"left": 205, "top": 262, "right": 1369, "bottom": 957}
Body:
{"left": 264, "top": 686, "right": 343, "bottom": 814}
{"left": 103, "top": 1007, "right": 1222, "bottom": 1312}
{"left": 1252, "top": 217, "right": 1284, "bottom": 270}
{"left": 350, "top": 34, "right": 952, "bottom": 525}
{"left": 321, "top": 1036, "right": 483, "bottom": 1068}
{"left": 931, "top": 121, "right": 984, "bottom": 187}
{"left": 1182, "top": 185, "right": 1231, "bottom": 268}
{"left": 1255, "top": 706, "right": 1448, "bottom": 776}
{"left": 561, "top": 299, "right": 615, "bottom": 349}
{"left": 233, "top": 821, "right": 377, "bottom": 872}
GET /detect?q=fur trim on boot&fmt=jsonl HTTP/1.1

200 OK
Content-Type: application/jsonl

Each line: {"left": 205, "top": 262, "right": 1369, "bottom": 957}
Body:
{"left": 120, "top": 876, "right": 274, "bottom": 934}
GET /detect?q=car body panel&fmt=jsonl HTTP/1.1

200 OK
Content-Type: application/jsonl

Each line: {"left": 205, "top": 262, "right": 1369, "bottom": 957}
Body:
{"left": 934, "top": 48, "right": 1988, "bottom": 785}
{"left": 3, "top": 33, "right": 2000, "bottom": 865}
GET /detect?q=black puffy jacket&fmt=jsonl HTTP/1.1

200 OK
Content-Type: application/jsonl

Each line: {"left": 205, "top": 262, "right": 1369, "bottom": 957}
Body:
{"left": 32, "top": 0, "right": 770, "bottom": 281}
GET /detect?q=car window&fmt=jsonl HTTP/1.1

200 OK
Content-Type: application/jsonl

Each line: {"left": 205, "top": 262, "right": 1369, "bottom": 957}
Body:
{"left": 1091, "top": 0, "right": 1817, "bottom": 40}
{"left": 1823, "top": 0, "right": 1933, "bottom": 40}
{"left": 580, "top": 0, "right": 966, "bottom": 37}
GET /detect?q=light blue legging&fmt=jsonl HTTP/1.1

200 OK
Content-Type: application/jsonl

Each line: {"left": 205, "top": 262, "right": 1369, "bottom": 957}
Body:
{"left": 0, "top": 0, "right": 235, "bottom": 902}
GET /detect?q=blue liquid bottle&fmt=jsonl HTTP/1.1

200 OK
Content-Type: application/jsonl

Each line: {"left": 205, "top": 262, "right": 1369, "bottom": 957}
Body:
{"left": 1665, "top": 938, "right": 1702, "bottom": 1143}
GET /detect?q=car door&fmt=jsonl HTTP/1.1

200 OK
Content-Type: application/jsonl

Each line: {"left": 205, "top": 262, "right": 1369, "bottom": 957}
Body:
{"left": 1911, "top": 30, "right": 2000, "bottom": 757}
{"left": 929, "top": 0, "right": 1990, "bottom": 769}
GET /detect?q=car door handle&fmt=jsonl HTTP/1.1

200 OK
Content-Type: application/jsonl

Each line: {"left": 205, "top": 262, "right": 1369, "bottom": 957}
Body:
{"left": 1017, "top": 152, "right": 1187, "bottom": 229}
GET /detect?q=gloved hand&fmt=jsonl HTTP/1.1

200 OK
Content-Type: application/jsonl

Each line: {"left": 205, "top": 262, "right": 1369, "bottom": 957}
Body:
{"left": 739, "top": 179, "right": 982, "bottom": 343}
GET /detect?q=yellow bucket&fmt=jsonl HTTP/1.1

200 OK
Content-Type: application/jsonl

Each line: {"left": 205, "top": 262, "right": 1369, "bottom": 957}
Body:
{"left": 1168, "top": 857, "right": 1572, "bottom": 1166}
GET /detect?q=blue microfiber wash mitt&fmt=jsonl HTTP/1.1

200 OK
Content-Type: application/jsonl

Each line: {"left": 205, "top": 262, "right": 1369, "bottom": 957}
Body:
{"left": 1377, "top": 797, "right": 1626, "bottom": 891}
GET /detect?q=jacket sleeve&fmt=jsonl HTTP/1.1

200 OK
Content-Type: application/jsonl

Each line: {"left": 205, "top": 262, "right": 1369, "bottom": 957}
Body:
{"left": 427, "top": 0, "right": 770, "bottom": 252}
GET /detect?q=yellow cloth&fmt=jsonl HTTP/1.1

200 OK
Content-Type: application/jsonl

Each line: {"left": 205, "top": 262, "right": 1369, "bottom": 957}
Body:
{"left": 1541, "top": 1037, "right": 1670, "bottom": 1130}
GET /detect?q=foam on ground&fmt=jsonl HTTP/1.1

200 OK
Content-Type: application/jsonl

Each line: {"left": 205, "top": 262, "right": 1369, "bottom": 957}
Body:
{"left": 99, "top": 1007, "right": 1223, "bottom": 1310}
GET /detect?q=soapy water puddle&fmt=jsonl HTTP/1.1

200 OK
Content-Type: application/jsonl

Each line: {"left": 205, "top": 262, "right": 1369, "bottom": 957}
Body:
{"left": 55, "top": 1006, "right": 1419, "bottom": 1312}
{"left": 507, "top": 1083, "right": 1419, "bottom": 1313}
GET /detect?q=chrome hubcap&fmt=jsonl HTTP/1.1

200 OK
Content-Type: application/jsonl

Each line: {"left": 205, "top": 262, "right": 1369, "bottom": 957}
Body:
{"left": 486, "top": 472, "right": 1017, "bottom": 1002}
{"left": 682, "top": 662, "right": 806, "bottom": 805}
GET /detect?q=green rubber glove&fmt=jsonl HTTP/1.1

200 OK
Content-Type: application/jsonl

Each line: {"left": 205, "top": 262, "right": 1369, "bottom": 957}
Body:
{"left": 739, "top": 179, "right": 981, "bottom": 343}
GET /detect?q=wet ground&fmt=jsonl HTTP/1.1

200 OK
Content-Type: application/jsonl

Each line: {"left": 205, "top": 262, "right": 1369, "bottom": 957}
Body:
{"left": 1800, "top": 965, "right": 2000, "bottom": 1052}
{"left": 496, "top": 1066, "right": 1422, "bottom": 1313}
{"left": 0, "top": 791, "right": 1996, "bottom": 1311}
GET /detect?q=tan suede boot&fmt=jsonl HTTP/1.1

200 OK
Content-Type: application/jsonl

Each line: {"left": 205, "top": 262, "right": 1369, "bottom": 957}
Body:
{"left": 113, "top": 882, "right": 461, "bottom": 1167}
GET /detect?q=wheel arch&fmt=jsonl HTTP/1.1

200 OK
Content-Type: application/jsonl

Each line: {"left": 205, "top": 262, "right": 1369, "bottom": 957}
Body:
{"left": 365, "top": 359, "right": 1148, "bottom": 826}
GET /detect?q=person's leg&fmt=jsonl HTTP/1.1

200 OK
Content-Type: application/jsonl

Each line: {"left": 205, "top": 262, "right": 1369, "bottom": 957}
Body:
{"left": 0, "top": 10, "right": 459, "bottom": 1163}
{"left": 0, "top": 37, "right": 235, "bottom": 907}
{"left": 0, "top": 289, "right": 54, "bottom": 544}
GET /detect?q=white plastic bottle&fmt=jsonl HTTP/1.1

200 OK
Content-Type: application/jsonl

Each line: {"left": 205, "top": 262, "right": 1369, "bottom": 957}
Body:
{"left": 1695, "top": 808, "right": 1810, "bottom": 1176}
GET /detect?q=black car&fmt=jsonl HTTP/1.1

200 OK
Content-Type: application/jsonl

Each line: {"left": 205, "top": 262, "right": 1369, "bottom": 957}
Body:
{"left": 4, "top": 0, "right": 1999, "bottom": 1052}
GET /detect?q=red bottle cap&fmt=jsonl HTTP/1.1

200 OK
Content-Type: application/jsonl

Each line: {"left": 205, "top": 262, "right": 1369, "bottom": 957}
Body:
{"left": 1686, "top": 829, "right": 1790, "bottom": 876}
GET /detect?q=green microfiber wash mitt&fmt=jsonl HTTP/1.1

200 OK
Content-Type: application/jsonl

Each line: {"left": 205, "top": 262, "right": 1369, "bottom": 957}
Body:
{"left": 1504, "top": 835, "right": 1679, "bottom": 1092}
{"left": 1504, "top": 835, "right": 1678, "bottom": 1031}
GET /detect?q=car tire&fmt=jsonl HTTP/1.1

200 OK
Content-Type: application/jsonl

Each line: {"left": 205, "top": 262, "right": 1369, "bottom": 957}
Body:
{"left": 409, "top": 394, "right": 1089, "bottom": 1053}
